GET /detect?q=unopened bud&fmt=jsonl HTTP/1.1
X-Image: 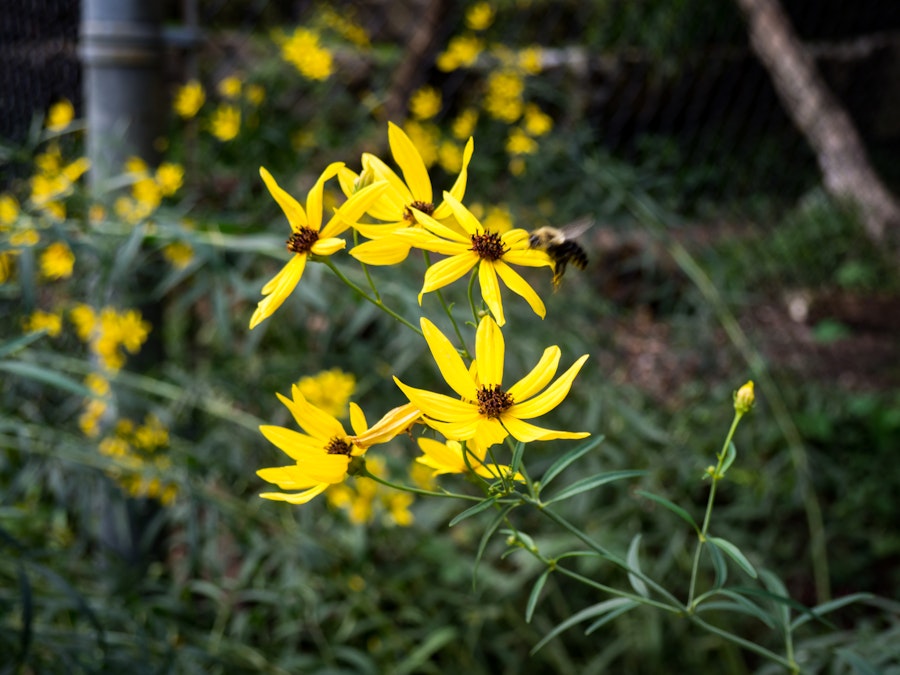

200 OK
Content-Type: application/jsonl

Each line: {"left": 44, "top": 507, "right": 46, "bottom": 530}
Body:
{"left": 734, "top": 380, "right": 755, "bottom": 415}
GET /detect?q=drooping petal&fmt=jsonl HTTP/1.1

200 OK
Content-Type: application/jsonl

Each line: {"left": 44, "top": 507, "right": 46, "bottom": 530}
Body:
{"left": 260, "top": 483, "right": 330, "bottom": 504}
{"left": 499, "top": 415, "right": 588, "bottom": 443}
{"left": 402, "top": 227, "right": 470, "bottom": 255}
{"left": 475, "top": 315, "right": 504, "bottom": 387}
{"left": 353, "top": 220, "right": 406, "bottom": 240}
{"left": 433, "top": 136, "right": 475, "bottom": 220}
{"left": 388, "top": 122, "right": 432, "bottom": 203}
{"left": 348, "top": 402, "right": 368, "bottom": 437}
{"left": 494, "top": 260, "right": 546, "bottom": 319}
{"left": 478, "top": 261, "right": 505, "bottom": 326}
{"left": 321, "top": 180, "right": 390, "bottom": 238}
{"left": 354, "top": 403, "right": 421, "bottom": 448}
{"left": 350, "top": 236, "right": 414, "bottom": 266}
{"left": 257, "top": 465, "right": 322, "bottom": 490}
{"left": 507, "top": 346, "right": 561, "bottom": 401}
{"left": 416, "top": 437, "right": 468, "bottom": 474}
{"left": 259, "top": 425, "right": 324, "bottom": 461}
{"left": 411, "top": 207, "right": 471, "bottom": 244}
{"left": 250, "top": 255, "right": 306, "bottom": 329}
{"left": 394, "top": 378, "right": 480, "bottom": 423}
{"left": 419, "top": 253, "right": 477, "bottom": 301}
{"left": 310, "top": 236, "right": 346, "bottom": 256}
{"left": 306, "top": 162, "right": 344, "bottom": 232}
{"left": 507, "top": 354, "right": 589, "bottom": 419}
{"left": 420, "top": 318, "right": 478, "bottom": 400}
{"left": 279, "top": 385, "right": 347, "bottom": 439}
{"left": 427, "top": 417, "right": 486, "bottom": 441}
{"left": 260, "top": 167, "right": 308, "bottom": 230}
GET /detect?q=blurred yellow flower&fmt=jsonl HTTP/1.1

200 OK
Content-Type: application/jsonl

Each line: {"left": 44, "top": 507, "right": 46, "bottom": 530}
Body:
{"left": 485, "top": 70, "right": 524, "bottom": 123}
{"left": 297, "top": 368, "right": 357, "bottom": 419}
{"left": 245, "top": 83, "right": 266, "bottom": 106}
{"left": 210, "top": 104, "right": 240, "bottom": 141}
{"left": 162, "top": 241, "right": 194, "bottom": 269}
{"left": 0, "top": 252, "right": 14, "bottom": 284}
{"left": 451, "top": 109, "right": 479, "bottom": 140}
{"left": 24, "top": 309, "right": 62, "bottom": 337}
{"left": 155, "top": 163, "right": 184, "bottom": 196}
{"left": 10, "top": 229, "right": 39, "bottom": 247}
{"left": 523, "top": 103, "right": 553, "bottom": 136}
{"left": 218, "top": 75, "right": 242, "bottom": 99}
{"left": 46, "top": 99, "right": 75, "bottom": 131}
{"left": 281, "top": 28, "right": 334, "bottom": 81}
{"left": 438, "top": 140, "right": 463, "bottom": 174}
{"left": 518, "top": 46, "right": 544, "bottom": 74}
{"left": 174, "top": 80, "right": 205, "bottom": 118}
{"left": 465, "top": 2, "right": 495, "bottom": 30}
{"left": 436, "top": 35, "right": 483, "bottom": 72}
{"left": 506, "top": 127, "right": 538, "bottom": 155}
{"left": 0, "top": 194, "right": 20, "bottom": 226}
{"left": 39, "top": 241, "right": 75, "bottom": 280}
{"left": 409, "top": 86, "right": 442, "bottom": 120}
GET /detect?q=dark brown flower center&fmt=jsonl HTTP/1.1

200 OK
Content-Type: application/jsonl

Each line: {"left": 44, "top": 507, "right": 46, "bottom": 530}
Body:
{"left": 470, "top": 231, "right": 506, "bottom": 261}
{"left": 325, "top": 437, "right": 353, "bottom": 455}
{"left": 287, "top": 227, "right": 319, "bottom": 254}
{"left": 476, "top": 384, "right": 514, "bottom": 419}
{"left": 403, "top": 200, "right": 435, "bottom": 223}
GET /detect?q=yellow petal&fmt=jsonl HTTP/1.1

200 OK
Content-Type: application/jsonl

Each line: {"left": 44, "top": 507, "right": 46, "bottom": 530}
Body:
{"left": 280, "top": 385, "right": 347, "bottom": 439}
{"left": 250, "top": 255, "right": 306, "bottom": 329}
{"left": 388, "top": 122, "right": 432, "bottom": 202}
{"left": 259, "top": 426, "right": 323, "bottom": 460}
{"left": 478, "top": 262, "right": 505, "bottom": 326}
{"left": 350, "top": 237, "right": 413, "bottom": 266}
{"left": 417, "top": 437, "right": 467, "bottom": 474}
{"left": 394, "top": 377, "right": 479, "bottom": 422}
{"left": 497, "top": 415, "right": 584, "bottom": 443}
{"left": 361, "top": 153, "right": 410, "bottom": 219}
{"left": 349, "top": 402, "right": 367, "bottom": 437}
{"left": 310, "top": 237, "right": 346, "bottom": 256}
{"left": 427, "top": 417, "right": 485, "bottom": 441}
{"left": 260, "top": 167, "right": 307, "bottom": 230}
{"left": 411, "top": 207, "right": 470, "bottom": 244}
{"left": 259, "top": 483, "right": 330, "bottom": 504}
{"left": 258, "top": 465, "right": 323, "bottom": 489}
{"left": 321, "top": 180, "right": 390, "bottom": 238}
{"left": 507, "top": 347, "right": 560, "bottom": 402}
{"left": 475, "top": 315, "right": 504, "bottom": 387}
{"left": 420, "top": 318, "right": 478, "bottom": 400}
{"left": 438, "top": 190, "right": 481, "bottom": 236}
{"left": 494, "top": 260, "right": 546, "bottom": 319}
{"left": 508, "top": 354, "right": 589, "bottom": 419}
{"left": 433, "top": 136, "right": 475, "bottom": 220}
{"left": 354, "top": 402, "right": 421, "bottom": 448}
{"left": 420, "top": 253, "right": 477, "bottom": 301}
{"left": 337, "top": 166, "right": 360, "bottom": 198}
{"left": 306, "top": 161, "right": 344, "bottom": 232}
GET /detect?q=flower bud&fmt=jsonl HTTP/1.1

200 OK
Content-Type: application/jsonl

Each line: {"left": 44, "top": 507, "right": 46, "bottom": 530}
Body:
{"left": 734, "top": 380, "right": 755, "bottom": 415}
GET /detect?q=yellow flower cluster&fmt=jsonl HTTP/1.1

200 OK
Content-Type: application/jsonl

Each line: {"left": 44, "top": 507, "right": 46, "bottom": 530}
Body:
{"left": 45, "top": 99, "right": 75, "bottom": 132}
{"left": 99, "top": 414, "right": 177, "bottom": 505}
{"left": 23, "top": 309, "right": 63, "bottom": 337}
{"left": 319, "top": 5, "right": 370, "bottom": 48}
{"left": 174, "top": 80, "right": 205, "bottom": 118}
{"left": 70, "top": 304, "right": 152, "bottom": 372}
{"left": 409, "top": 86, "right": 442, "bottom": 121}
{"left": 114, "top": 157, "right": 184, "bottom": 224}
{"left": 29, "top": 142, "right": 90, "bottom": 218}
{"left": 39, "top": 241, "right": 75, "bottom": 280}
{"left": 281, "top": 28, "right": 334, "bottom": 81}
{"left": 250, "top": 123, "right": 589, "bottom": 508}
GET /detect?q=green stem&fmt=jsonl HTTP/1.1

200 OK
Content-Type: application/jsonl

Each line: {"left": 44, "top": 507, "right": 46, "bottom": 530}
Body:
{"left": 466, "top": 266, "right": 480, "bottom": 326}
{"left": 321, "top": 259, "right": 421, "bottom": 336}
{"left": 687, "top": 411, "right": 743, "bottom": 611}
{"left": 554, "top": 566, "right": 683, "bottom": 614}
{"left": 359, "top": 466, "right": 484, "bottom": 501}
{"left": 688, "top": 615, "right": 798, "bottom": 672}
{"left": 421, "top": 250, "right": 470, "bottom": 358}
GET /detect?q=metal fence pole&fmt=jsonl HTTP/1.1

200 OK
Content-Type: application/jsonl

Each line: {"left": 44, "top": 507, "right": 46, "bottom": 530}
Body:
{"left": 80, "top": 0, "right": 163, "bottom": 189}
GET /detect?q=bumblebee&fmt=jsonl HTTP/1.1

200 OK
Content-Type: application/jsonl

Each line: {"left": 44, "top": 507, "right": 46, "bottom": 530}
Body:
{"left": 528, "top": 219, "right": 591, "bottom": 289}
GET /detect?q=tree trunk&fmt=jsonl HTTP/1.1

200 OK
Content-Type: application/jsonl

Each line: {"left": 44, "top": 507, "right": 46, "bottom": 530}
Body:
{"left": 734, "top": 0, "right": 900, "bottom": 247}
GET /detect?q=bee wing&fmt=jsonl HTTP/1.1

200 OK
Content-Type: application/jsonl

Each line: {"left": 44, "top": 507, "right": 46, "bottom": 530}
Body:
{"left": 560, "top": 216, "right": 594, "bottom": 239}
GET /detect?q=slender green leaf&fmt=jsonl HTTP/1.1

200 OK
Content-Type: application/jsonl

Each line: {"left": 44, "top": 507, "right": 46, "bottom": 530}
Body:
{"left": 394, "top": 627, "right": 458, "bottom": 675}
{"left": 790, "top": 592, "right": 874, "bottom": 631}
{"left": 0, "top": 332, "right": 46, "bottom": 359}
{"left": 636, "top": 490, "right": 699, "bottom": 533}
{"left": 531, "top": 598, "right": 635, "bottom": 654}
{"left": 510, "top": 439, "right": 525, "bottom": 476}
{"left": 709, "top": 536, "right": 757, "bottom": 578}
{"left": 526, "top": 568, "right": 552, "bottom": 623}
{"left": 0, "top": 361, "right": 94, "bottom": 397}
{"left": 707, "top": 537, "right": 728, "bottom": 589}
{"left": 835, "top": 648, "right": 881, "bottom": 675}
{"left": 695, "top": 590, "right": 777, "bottom": 628}
{"left": 758, "top": 568, "right": 792, "bottom": 627}
{"left": 546, "top": 469, "right": 646, "bottom": 504}
{"left": 584, "top": 600, "right": 640, "bottom": 634}
{"left": 448, "top": 496, "right": 497, "bottom": 527}
{"left": 721, "top": 440, "right": 737, "bottom": 475}
{"left": 626, "top": 534, "right": 649, "bottom": 598}
{"left": 540, "top": 435, "right": 605, "bottom": 489}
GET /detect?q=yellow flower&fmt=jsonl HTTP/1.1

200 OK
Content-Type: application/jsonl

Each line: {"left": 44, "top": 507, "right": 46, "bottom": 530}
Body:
{"left": 465, "top": 2, "right": 495, "bottom": 30}
{"left": 281, "top": 28, "right": 334, "bottom": 80}
{"left": 46, "top": 99, "right": 75, "bottom": 131}
{"left": 256, "top": 385, "right": 413, "bottom": 504}
{"left": 218, "top": 75, "right": 242, "bottom": 99}
{"left": 436, "top": 35, "right": 483, "bottom": 72}
{"left": 451, "top": 109, "right": 479, "bottom": 140}
{"left": 523, "top": 103, "right": 552, "bottom": 136}
{"left": 484, "top": 70, "right": 524, "bottom": 123}
{"left": 39, "top": 241, "right": 75, "bottom": 280}
{"left": 296, "top": 368, "right": 357, "bottom": 419}
{"left": 162, "top": 241, "right": 194, "bottom": 269}
{"left": 344, "top": 122, "right": 474, "bottom": 266}
{"left": 249, "top": 164, "right": 388, "bottom": 329}
{"left": 24, "top": 309, "right": 62, "bottom": 337}
{"left": 155, "top": 163, "right": 184, "bottom": 196}
{"left": 506, "top": 127, "right": 538, "bottom": 156}
{"left": 417, "top": 437, "right": 523, "bottom": 481}
{"left": 438, "top": 140, "right": 463, "bottom": 174}
{"left": 10, "top": 229, "right": 39, "bottom": 248}
{"left": 0, "top": 193, "right": 19, "bottom": 226}
{"left": 245, "top": 83, "right": 266, "bottom": 106}
{"left": 174, "top": 81, "right": 205, "bottom": 118}
{"left": 210, "top": 104, "right": 240, "bottom": 141}
{"left": 395, "top": 316, "right": 590, "bottom": 446}
{"left": 409, "top": 86, "right": 442, "bottom": 120}
{"left": 518, "top": 46, "right": 544, "bottom": 75}
{"left": 406, "top": 191, "right": 552, "bottom": 326}
{"left": 70, "top": 303, "right": 97, "bottom": 341}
